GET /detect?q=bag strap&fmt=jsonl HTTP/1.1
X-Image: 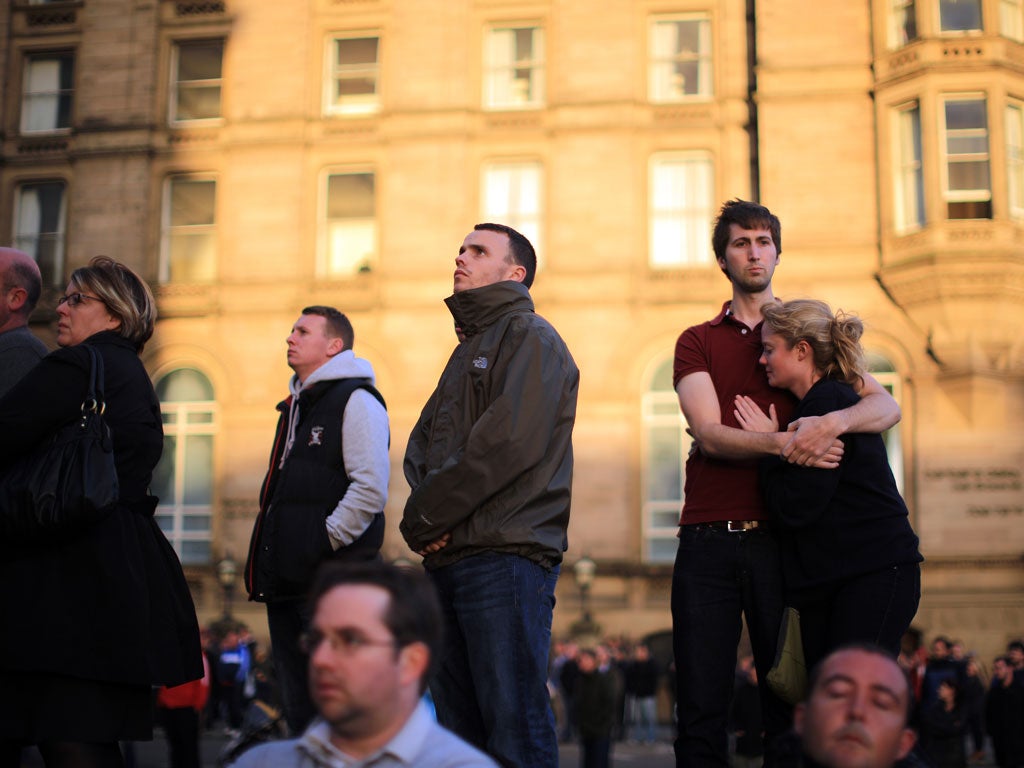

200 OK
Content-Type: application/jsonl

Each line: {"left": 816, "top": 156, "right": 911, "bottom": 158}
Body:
{"left": 82, "top": 345, "right": 106, "bottom": 416}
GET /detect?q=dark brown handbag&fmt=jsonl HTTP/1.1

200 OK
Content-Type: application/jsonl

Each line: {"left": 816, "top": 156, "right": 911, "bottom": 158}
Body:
{"left": 0, "top": 345, "right": 120, "bottom": 542}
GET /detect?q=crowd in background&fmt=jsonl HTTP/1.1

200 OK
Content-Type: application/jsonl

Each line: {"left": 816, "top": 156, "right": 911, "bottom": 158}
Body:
{"left": 545, "top": 630, "right": 1024, "bottom": 768}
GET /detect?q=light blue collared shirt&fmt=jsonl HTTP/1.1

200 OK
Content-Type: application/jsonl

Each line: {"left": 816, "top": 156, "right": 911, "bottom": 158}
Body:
{"left": 233, "top": 700, "right": 498, "bottom": 768}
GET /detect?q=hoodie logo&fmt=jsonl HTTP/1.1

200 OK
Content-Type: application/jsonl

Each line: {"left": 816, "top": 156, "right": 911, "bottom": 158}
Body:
{"left": 308, "top": 426, "right": 325, "bottom": 447}
{"left": 473, "top": 356, "right": 488, "bottom": 370}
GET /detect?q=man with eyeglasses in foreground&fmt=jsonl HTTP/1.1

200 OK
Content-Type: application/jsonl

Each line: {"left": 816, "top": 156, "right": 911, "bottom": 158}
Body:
{"left": 230, "top": 561, "right": 498, "bottom": 768}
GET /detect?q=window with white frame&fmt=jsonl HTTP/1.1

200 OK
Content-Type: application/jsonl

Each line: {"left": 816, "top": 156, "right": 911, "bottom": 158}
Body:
{"left": 484, "top": 25, "right": 544, "bottom": 110}
{"left": 893, "top": 102, "right": 925, "bottom": 232}
{"left": 323, "top": 170, "right": 376, "bottom": 277}
{"left": 14, "top": 181, "right": 66, "bottom": 286}
{"left": 482, "top": 161, "right": 543, "bottom": 268}
{"left": 1002, "top": 0, "right": 1024, "bottom": 40}
{"left": 326, "top": 35, "right": 380, "bottom": 116}
{"left": 153, "top": 369, "right": 216, "bottom": 566}
{"left": 867, "top": 354, "right": 905, "bottom": 495}
{"left": 941, "top": 95, "right": 991, "bottom": 219}
{"left": 890, "top": 0, "right": 918, "bottom": 47}
{"left": 21, "top": 52, "right": 74, "bottom": 134}
{"left": 649, "top": 14, "right": 712, "bottom": 102}
{"left": 939, "top": 0, "right": 982, "bottom": 31}
{"left": 1007, "top": 101, "right": 1024, "bottom": 217}
{"left": 649, "top": 153, "right": 714, "bottom": 268}
{"left": 642, "top": 359, "right": 688, "bottom": 563}
{"left": 170, "top": 40, "right": 223, "bottom": 124}
{"left": 161, "top": 177, "right": 217, "bottom": 283}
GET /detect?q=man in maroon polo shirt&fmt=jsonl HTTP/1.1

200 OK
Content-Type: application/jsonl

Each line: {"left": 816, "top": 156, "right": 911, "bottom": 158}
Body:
{"left": 670, "top": 199, "right": 901, "bottom": 767}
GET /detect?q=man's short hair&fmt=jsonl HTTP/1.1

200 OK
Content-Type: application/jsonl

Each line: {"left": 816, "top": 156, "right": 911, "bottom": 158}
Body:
{"left": 474, "top": 222, "right": 537, "bottom": 289}
{"left": 805, "top": 642, "right": 913, "bottom": 722}
{"left": 309, "top": 560, "right": 443, "bottom": 694}
{"left": 4, "top": 258, "right": 42, "bottom": 316}
{"left": 711, "top": 199, "right": 783, "bottom": 265}
{"left": 302, "top": 306, "right": 354, "bottom": 351}
{"left": 1008, "top": 639, "right": 1024, "bottom": 654}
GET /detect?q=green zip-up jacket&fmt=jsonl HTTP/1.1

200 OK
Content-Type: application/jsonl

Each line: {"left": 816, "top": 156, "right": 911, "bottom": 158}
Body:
{"left": 401, "top": 280, "right": 579, "bottom": 571}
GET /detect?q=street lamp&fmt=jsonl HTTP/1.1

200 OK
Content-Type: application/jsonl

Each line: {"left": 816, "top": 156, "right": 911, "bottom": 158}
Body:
{"left": 217, "top": 552, "right": 238, "bottom": 621}
{"left": 571, "top": 555, "right": 598, "bottom": 637}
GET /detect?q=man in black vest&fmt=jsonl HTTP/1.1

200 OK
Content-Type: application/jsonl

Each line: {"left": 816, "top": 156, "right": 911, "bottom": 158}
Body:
{"left": 245, "top": 305, "right": 389, "bottom": 735}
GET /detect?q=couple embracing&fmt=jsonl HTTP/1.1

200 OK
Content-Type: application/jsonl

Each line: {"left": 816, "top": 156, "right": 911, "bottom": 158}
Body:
{"left": 671, "top": 199, "right": 923, "bottom": 767}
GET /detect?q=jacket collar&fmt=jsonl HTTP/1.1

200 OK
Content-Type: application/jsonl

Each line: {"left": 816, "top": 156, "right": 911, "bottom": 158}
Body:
{"left": 443, "top": 280, "right": 534, "bottom": 338}
{"left": 81, "top": 330, "right": 136, "bottom": 351}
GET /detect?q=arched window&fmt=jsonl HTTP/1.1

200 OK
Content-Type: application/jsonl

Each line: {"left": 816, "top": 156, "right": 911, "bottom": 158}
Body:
{"left": 641, "top": 357, "right": 688, "bottom": 563}
{"left": 152, "top": 368, "right": 217, "bottom": 565}
{"left": 867, "top": 353, "right": 905, "bottom": 494}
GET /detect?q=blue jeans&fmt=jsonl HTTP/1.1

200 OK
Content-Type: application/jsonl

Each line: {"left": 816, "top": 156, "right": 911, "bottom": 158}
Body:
{"left": 797, "top": 562, "right": 921, "bottom": 673}
{"left": 428, "top": 552, "right": 559, "bottom": 768}
{"left": 671, "top": 525, "right": 791, "bottom": 767}
{"left": 630, "top": 695, "right": 658, "bottom": 743}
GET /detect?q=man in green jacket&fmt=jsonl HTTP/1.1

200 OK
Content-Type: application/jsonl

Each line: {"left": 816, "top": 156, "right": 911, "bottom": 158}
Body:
{"left": 401, "top": 223, "right": 579, "bottom": 768}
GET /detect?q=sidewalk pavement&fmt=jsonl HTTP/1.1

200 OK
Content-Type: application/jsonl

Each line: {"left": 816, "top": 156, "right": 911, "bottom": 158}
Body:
{"left": 15, "top": 729, "right": 1001, "bottom": 767}
{"left": 15, "top": 730, "right": 681, "bottom": 767}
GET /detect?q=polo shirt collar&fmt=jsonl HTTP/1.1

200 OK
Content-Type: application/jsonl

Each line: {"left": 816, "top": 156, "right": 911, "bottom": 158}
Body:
{"left": 713, "top": 300, "right": 767, "bottom": 333}
{"left": 297, "top": 700, "right": 434, "bottom": 767}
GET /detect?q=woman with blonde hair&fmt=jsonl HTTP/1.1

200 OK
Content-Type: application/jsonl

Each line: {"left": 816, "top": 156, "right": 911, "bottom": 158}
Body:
{"left": 0, "top": 257, "right": 202, "bottom": 768}
{"left": 735, "top": 298, "right": 922, "bottom": 673}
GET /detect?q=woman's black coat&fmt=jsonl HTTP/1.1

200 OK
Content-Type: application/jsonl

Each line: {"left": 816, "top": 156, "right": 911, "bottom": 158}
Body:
{"left": 0, "top": 330, "right": 202, "bottom": 687}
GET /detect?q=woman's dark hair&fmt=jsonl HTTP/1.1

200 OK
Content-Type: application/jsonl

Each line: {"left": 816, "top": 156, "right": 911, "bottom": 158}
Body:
{"left": 70, "top": 256, "right": 157, "bottom": 351}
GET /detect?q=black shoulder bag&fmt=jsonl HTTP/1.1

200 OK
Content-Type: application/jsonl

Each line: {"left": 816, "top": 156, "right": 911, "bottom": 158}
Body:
{"left": 0, "top": 345, "right": 120, "bottom": 543}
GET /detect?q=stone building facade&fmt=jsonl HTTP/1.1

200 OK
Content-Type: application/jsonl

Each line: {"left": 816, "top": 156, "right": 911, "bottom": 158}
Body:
{"left": 3, "top": 0, "right": 1024, "bottom": 661}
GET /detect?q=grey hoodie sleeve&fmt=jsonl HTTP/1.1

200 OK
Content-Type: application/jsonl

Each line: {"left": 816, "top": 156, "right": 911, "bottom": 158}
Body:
{"left": 325, "top": 388, "right": 390, "bottom": 549}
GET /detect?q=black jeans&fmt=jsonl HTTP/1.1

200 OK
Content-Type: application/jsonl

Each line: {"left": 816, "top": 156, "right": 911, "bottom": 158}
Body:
{"left": 797, "top": 562, "right": 921, "bottom": 674}
{"left": 266, "top": 599, "right": 316, "bottom": 735}
{"left": 671, "top": 525, "right": 791, "bottom": 767}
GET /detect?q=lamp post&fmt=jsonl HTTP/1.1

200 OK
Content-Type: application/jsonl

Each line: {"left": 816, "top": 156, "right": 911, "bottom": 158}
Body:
{"left": 571, "top": 555, "right": 598, "bottom": 637}
{"left": 217, "top": 552, "right": 238, "bottom": 622}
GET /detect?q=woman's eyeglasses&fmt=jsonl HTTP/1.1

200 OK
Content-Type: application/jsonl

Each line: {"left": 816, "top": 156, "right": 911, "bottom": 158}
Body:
{"left": 57, "top": 293, "right": 106, "bottom": 308}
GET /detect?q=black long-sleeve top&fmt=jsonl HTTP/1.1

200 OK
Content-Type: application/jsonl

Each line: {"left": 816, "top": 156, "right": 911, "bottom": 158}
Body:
{"left": 760, "top": 378, "right": 922, "bottom": 601}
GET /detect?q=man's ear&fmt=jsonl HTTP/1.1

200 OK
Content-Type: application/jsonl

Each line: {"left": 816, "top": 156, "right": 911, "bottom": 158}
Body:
{"left": 398, "top": 642, "right": 429, "bottom": 688}
{"left": 793, "top": 702, "right": 806, "bottom": 736}
{"left": 505, "top": 262, "right": 527, "bottom": 284}
{"left": 326, "top": 336, "right": 345, "bottom": 357}
{"left": 5, "top": 286, "right": 27, "bottom": 312}
{"left": 896, "top": 728, "right": 917, "bottom": 760}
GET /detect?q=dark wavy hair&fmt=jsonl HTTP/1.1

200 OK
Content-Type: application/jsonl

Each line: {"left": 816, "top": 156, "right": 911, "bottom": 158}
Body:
{"left": 711, "top": 199, "right": 782, "bottom": 272}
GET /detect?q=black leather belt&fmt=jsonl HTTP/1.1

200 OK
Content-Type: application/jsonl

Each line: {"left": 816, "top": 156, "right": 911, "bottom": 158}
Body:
{"left": 686, "top": 520, "right": 766, "bottom": 533}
